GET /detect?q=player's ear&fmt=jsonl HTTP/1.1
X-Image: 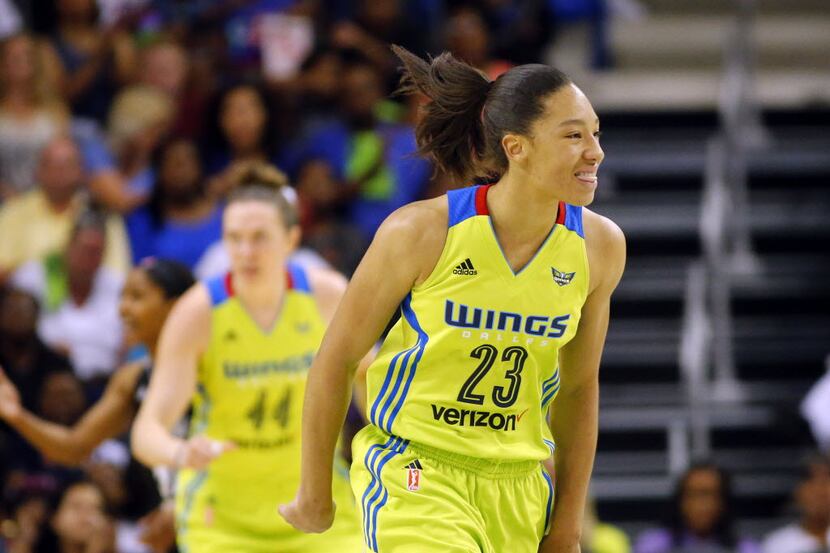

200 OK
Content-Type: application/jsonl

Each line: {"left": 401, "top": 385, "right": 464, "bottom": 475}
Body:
{"left": 287, "top": 225, "right": 302, "bottom": 253}
{"left": 502, "top": 133, "right": 528, "bottom": 164}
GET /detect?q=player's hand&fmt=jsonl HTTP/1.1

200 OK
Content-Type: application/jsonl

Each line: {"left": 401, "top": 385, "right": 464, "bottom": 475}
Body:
{"left": 174, "top": 435, "right": 236, "bottom": 470}
{"left": 278, "top": 494, "right": 335, "bottom": 534}
{"left": 0, "top": 365, "right": 23, "bottom": 423}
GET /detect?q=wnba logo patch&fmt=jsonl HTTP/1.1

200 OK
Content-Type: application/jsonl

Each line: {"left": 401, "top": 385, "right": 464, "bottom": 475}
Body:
{"left": 404, "top": 460, "right": 423, "bottom": 491}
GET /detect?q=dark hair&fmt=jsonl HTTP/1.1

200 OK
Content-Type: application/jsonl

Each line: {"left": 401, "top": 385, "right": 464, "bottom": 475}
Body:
{"left": 138, "top": 258, "right": 195, "bottom": 299}
{"left": 392, "top": 45, "right": 571, "bottom": 182}
{"left": 148, "top": 136, "right": 204, "bottom": 228}
{"left": 668, "top": 461, "right": 737, "bottom": 547}
{"left": 227, "top": 162, "right": 299, "bottom": 229}
{"left": 204, "top": 81, "right": 277, "bottom": 159}
{"left": 33, "top": 479, "right": 106, "bottom": 553}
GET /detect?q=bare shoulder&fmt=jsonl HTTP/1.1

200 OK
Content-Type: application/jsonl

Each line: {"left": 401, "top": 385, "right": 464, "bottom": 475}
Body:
{"left": 161, "top": 283, "right": 212, "bottom": 351}
{"left": 375, "top": 196, "right": 449, "bottom": 283}
{"left": 583, "top": 208, "right": 626, "bottom": 293}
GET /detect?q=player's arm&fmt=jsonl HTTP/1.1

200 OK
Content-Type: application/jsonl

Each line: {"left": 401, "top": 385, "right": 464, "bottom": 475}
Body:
{"left": 0, "top": 363, "right": 139, "bottom": 465}
{"left": 541, "top": 212, "right": 625, "bottom": 553}
{"left": 280, "top": 199, "right": 447, "bottom": 533}
{"left": 307, "top": 268, "right": 375, "bottom": 416}
{"left": 131, "top": 285, "right": 229, "bottom": 469}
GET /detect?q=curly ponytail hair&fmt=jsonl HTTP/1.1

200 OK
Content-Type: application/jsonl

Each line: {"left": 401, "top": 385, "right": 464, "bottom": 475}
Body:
{"left": 392, "top": 45, "right": 572, "bottom": 183}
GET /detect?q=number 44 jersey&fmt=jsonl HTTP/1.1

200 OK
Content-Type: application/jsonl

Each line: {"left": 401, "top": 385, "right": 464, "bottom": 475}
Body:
{"left": 366, "top": 184, "right": 590, "bottom": 462}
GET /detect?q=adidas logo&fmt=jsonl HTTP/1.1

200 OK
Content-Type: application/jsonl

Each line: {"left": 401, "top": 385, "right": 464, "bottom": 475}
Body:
{"left": 404, "top": 460, "right": 423, "bottom": 470}
{"left": 224, "top": 330, "right": 238, "bottom": 342}
{"left": 453, "top": 258, "right": 477, "bottom": 276}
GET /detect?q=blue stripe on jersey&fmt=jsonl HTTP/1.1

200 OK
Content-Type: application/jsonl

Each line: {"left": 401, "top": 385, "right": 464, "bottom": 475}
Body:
{"left": 541, "top": 468, "right": 554, "bottom": 534}
{"left": 368, "top": 438, "right": 409, "bottom": 552}
{"left": 564, "top": 204, "right": 584, "bottom": 238}
{"left": 447, "top": 186, "right": 478, "bottom": 227}
{"left": 287, "top": 262, "right": 311, "bottom": 293}
{"left": 385, "top": 294, "right": 429, "bottom": 432}
{"left": 541, "top": 383, "right": 560, "bottom": 409}
{"left": 206, "top": 274, "right": 230, "bottom": 306}
{"left": 369, "top": 340, "right": 420, "bottom": 429}
{"left": 542, "top": 367, "right": 560, "bottom": 395}
{"left": 543, "top": 439, "right": 556, "bottom": 454}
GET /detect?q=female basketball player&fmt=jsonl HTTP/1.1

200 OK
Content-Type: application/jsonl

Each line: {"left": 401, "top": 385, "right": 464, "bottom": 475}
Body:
{"left": 0, "top": 258, "right": 193, "bottom": 551}
{"left": 130, "top": 164, "right": 363, "bottom": 552}
{"left": 280, "top": 47, "right": 626, "bottom": 553}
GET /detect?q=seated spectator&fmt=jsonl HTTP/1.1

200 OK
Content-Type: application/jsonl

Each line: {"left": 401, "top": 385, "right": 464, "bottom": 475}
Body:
{"left": 0, "top": 289, "right": 72, "bottom": 413}
{"left": 12, "top": 211, "right": 124, "bottom": 386}
{"left": 46, "top": 0, "right": 136, "bottom": 124}
{"left": 297, "top": 60, "right": 431, "bottom": 243}
{"left": 31, "top": 479, "right": 115, "bottom": 553}
{"left": 1, "top": 475, "right": 58, "bottom": 553}
{"left": 762, "top": 455, "right": 830, "bottom": 553}
{"left": 203, "top": 82, "right": 280, "bottom": 199}
{"left": 634, "top": 462, "right": 761, "bottom": 553}
{"left": 125, "top": 137, "right": 222, "bottom": 269}
{"left": 0, "top": 32, "right": 67, "bottom": 198}
{"left": 82, "top": 85, "right": 174, "bottom": 214}
{"left": 0, "top": 135, "right": 131, "bottom": 281}
{"left": 444, "top": 7, "right": 512, "bottom": 80}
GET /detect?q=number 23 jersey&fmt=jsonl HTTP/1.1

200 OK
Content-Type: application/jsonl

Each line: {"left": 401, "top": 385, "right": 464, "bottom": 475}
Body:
{"left": 365, "top": 184, "right": 590, "bottom": 462}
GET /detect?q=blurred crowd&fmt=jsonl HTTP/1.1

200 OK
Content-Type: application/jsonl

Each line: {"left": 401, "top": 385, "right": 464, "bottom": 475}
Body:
{"left": 0, "top": 0, "right": 827, "bottom": 552}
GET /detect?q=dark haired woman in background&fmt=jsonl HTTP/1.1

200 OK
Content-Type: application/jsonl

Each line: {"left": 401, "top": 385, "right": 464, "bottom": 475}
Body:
{"left": 0, "top": 258, "right": 195, "bottom": 552}
{"left": 281, "top": 46, "right": 625, "bottom": 553}
{"left": 126, "top": 137, "right": 223, "bottom": 269}
{"left": 635, "top": 463, "right": 761, "bottom": 553}
{"left": 203, "top": 83, "right": 281, "bottom": 200}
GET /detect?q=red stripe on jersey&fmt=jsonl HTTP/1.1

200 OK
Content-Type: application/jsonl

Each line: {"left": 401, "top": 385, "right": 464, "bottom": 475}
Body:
{"left": 475, "top": 184, "right": 492, "bottom": 215}
{"left": 224, "top": 273, "right": 234, "bottom": 296}
{"left": 285, "top": 269, "right": 294, "bottom": 290}
{"left": 555, "top": 202, "right": 566, "bottom": 225}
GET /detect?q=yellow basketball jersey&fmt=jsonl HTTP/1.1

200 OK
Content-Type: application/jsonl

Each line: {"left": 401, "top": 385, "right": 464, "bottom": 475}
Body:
{"left": 365, "top": 184, "right": 589, "bottom": 462}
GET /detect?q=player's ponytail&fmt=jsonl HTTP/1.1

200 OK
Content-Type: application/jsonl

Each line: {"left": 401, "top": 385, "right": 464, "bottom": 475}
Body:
{"left": 393, "top": 46, "right": 572, "bottom": 183}
{"left": 393, "top": 45, "right": 491, "bottom": 181}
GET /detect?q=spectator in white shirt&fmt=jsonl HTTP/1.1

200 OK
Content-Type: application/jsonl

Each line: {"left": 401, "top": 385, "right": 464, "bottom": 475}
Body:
{"left": 12, "top": 210, "right": 124, "bottom": 388}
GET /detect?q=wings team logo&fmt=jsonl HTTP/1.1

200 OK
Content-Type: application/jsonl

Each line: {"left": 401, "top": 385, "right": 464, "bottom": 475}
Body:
{"left": 404, "top": 459, "right": 423, "bottom": 491}
{"left": 551, "top": 267, "right": 575, "bottom": 287}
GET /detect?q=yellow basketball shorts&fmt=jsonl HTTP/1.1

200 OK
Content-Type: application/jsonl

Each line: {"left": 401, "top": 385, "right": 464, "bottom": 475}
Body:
{"left": 176, "top": 463, "right": 363, "bottom": 553}
{"left": 350, "top": 425, "right": 554, "bottom": 553}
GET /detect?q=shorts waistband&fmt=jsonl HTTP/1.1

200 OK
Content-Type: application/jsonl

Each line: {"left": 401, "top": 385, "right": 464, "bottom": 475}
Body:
{"left": 403, "top": 437, "right": 541, "bottom": 478}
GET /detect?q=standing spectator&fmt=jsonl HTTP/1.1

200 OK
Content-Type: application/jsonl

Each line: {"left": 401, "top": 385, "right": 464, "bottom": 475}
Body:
{"left": 0, "top": 135, "right": 131, "bottom": 281}
{"left": 125, "top": 137, "right": 222, "bottom": 269}
{"left": 11, "top": 211, "right": 124, "bottom": 388}
{"left": 0, "top": 33, "right": 67, "bottom": 198}
{"left": 634, "top": 462, "right": 761, "bottom": 553}
{"left": 82, "top": 85, "right": 173, "bottom": 214}
{"left": 762, "top": 455, "right": 830, "bottom": 553}
{"left": 47, "top": 0, "right": 136, "bottom": 123}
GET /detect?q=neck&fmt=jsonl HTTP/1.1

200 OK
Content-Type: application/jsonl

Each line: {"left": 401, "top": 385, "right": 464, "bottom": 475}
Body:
{"left": 59, "top": 538, "right": 86, "bottom": 553}
{"left": 0, "top": 336, "right": 37, "bottom": 362}
{"left": 68, "top": 272, "right": 94, "bottom": 305}
{"left": 801, "top": 517, "right": 830, "bottom": 541}
{"left": 2, "top": 88, "right": 34, "bottom": 110}
{"left": 234, "top": 270, "right": 286, "bottom": 309}
{"left": 489, "top": 169, "right": 560, "bottom": 236}
{"left": 46, "top": 193, "right": 76, "bottom": 213}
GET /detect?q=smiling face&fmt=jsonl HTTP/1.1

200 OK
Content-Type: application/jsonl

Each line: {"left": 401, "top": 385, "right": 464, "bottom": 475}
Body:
{"left": 119, "top": 268, "right": 172, "bottom": 348}
{"left": 506, "top": 83, "right": 603, "bottom": 206}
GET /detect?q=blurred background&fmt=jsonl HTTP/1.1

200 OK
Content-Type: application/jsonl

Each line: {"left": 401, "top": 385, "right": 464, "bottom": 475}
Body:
{"left": 0, "top": 0, "right": 828, "bottom": 552}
